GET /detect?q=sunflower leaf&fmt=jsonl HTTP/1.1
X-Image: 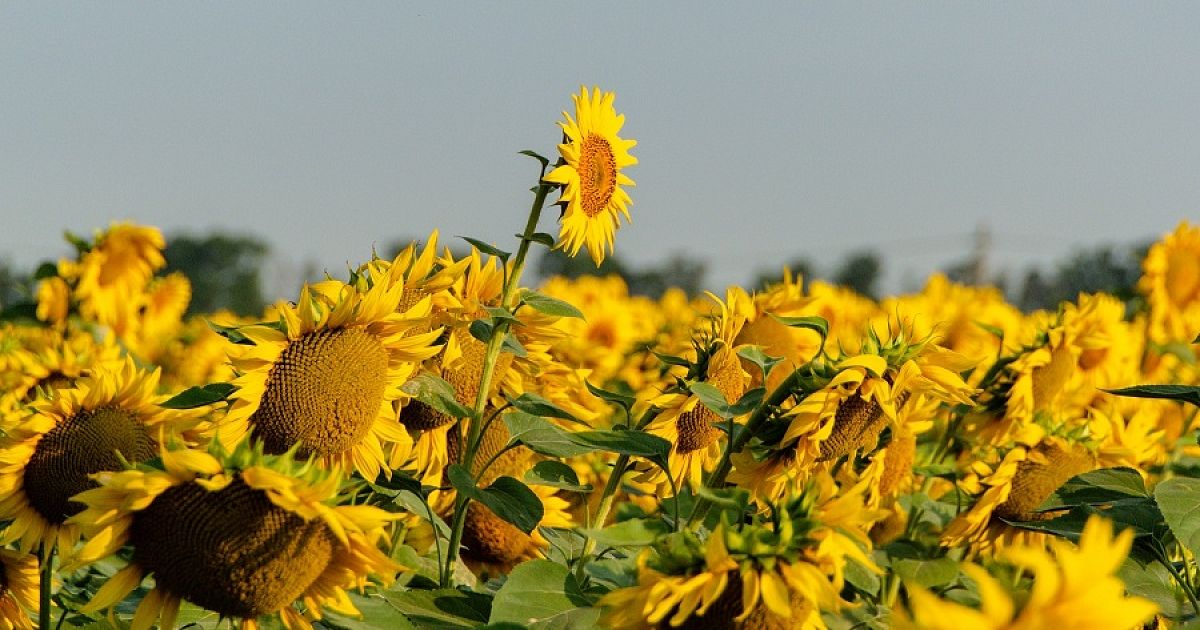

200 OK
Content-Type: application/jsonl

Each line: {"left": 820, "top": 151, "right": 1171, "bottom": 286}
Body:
{"left": 459, "top": 237, "right": 511, "bottom": 261}
{"left": 160, "top": 383, "right": 237, "bottom": 409}
{"left": 1154, "top": 477, "right": 1200, "bottom": 562}
{"left": 468, "top": 319, "right": 494, "bottom": 343}
{"left": 567, "top": 429, "right": 670, "bottom": 464}
{"left": 383, "top": 587, "right": 492, "bottom": 628}
{"left": 447, "top": 465, "right": 543, "bottom": 534}
{"left": 504, "top": 412, "right": 592, "bottom": 458}
{"left": 518, "top": 149, "right": 551, "bottom": 169}
{"left": 524, "top": 232, "right": 557, "bottom": 248}
{"left": 737, "top": 345, "right": 781, "bottom": 379}
{"left": 508, "top": 392, "right": 583, "bottom": 425}
{"left": 584, "top": 380, "right": 635, "bottom": 412}
{"left": 33, "top": 261, "right": 58, "bottom": 280}
{"left": 519, "top": 291, "right": 585, "bottom": 319}
{"left": 653, "top": 351, "right": 691, "bottom": 368}
{"left": 1040, "top": 467, "right": 1150, "bottom": 511}
{"left": 689, "top": 381, "right": 732, "bottom": 418}
{"left": 483, "top": 306, "right": 521, "bottom": 326}
{"left": 580, "top": 518, "right": 670, "bottom": 548}
{"left": 488, "top": 559, "right": 591, "bottom": 625}
{"left": 524, "top": 461, "right": 591, "bottom": 493}
{"left": 1104, "top": 384, "right": 1200, "bottom": 407}
{"left": 500, "top": 333, "right": 527, "bottom": 358}
{"left": 402, "top": 373, "right": 475, "bottom": 419}
{"left": 206, "top": 320, "right": 251, "bottom": 345}
{"left": 767, "top": 314, "right": 829, "bottom": 352}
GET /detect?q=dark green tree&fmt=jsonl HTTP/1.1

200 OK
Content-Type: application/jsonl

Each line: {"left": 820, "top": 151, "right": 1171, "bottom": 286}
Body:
{"left": 163, "top": 233, "right": 269, "bottom": 316}
{"left": 832, "top": 250, "right": 882, "bottom": 299}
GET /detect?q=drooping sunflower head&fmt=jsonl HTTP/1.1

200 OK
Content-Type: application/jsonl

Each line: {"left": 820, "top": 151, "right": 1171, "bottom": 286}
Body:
{"left": 941, "top": 436, "right": 1097, "bottom": 556}
{"left": 218, "top": 277, "right": 443, "bottom": 480}
{"left": 544, "top": 86, "right": 637, "bottom": 266}
{"left": 0, "top": 357, "right": 202, "bottom": 553}
{"left": 69, "top": 444, "right": 401, "bottom": 630}
{"left": 0, "top": 329, "right": 122, "bottom": 414}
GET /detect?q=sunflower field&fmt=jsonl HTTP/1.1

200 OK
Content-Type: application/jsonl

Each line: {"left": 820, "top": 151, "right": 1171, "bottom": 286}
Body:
{"left": 1, "top": 87, "right": 1199, "bottom": 630}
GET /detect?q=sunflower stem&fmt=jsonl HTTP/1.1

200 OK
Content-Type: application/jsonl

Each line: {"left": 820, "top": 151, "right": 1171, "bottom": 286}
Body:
{"left": 685, "top": 369, "right": 804, "bottom": 529}
{"left": 574, "top": 407, "right": 661, "bottom": 580}
{"left": 441, "top": 169, "right": 553, "bottom": 587}
{"left": 38, "top": 543, "right": 53, "bottom": 630}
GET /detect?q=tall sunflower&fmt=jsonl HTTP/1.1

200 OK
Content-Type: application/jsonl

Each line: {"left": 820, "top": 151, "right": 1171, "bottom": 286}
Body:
{"left": 0, "top": 357, "right": 202, "bottom": 554}
{"left": 217, "top": 277, "right": 443, "bottom": 481}
{"left": 544, "top": 86, "right": 637, "bottom": 266}
{"left": 68, "top": 446, "right": 400, "bottom": 630}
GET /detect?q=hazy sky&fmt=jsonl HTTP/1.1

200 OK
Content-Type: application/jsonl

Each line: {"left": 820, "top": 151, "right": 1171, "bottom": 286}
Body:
{"left": 2, "top": 3, "right": 1198, "bottom": 294}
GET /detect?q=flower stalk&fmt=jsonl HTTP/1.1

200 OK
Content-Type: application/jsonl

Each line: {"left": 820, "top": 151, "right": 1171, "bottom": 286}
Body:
{"left": 440, "top": 166, "right": 553, "bottom": 587}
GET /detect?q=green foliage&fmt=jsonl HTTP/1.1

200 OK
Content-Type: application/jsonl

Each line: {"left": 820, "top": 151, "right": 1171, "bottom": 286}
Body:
{"left": 446, "top": 465, "right": 544, "bottom": 534}
{"left": 159, "top": 382, "right": 237, "bottom": 409}
{"left": 163, "top": 232, "right": 268, "bottom": 316}
{"left": 487, "top": 560, "right": 593, "bottom": 626}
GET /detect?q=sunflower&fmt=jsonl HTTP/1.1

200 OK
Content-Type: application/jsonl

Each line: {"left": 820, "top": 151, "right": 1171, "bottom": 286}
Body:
{"left": 67, "top": 446, "right": 401, "bottom": 630}
{"left": 69, "top": 223, "right": 166, "bottom": 335}
{"left": 906, "top": 516, "right": 1156, "bottom": 630}
{"left": 941, "top": 435, "right": 1097, "bottom": 556}
{"left": 0, "top": 357, "right": 201, "bottom": 554}
{"left": 638, "top": 291, "right": 749, "bottom": 492}
{"left": 599, "top": 473, "right": 881, "bottom": 629}
{"left": 1139, "top": 221, "right": 1200, "bottom": 344}
{"left": 0, "top": 551, "right": 38, "bottom": 630}
{"left": 544, "top": 86, "right": 637, "bottom": 266}
{"left": 217, "top": 277, "right": 443, "bottom": 481}
{"left": 0, "top": 330, "right": 122, "bottom": 416}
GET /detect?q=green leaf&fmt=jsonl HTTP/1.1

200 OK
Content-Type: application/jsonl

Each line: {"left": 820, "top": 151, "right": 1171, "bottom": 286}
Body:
{"left": 468, "top": 319, "right": 494, "bottom": 343}
{"left": 580, "top": 518, "right": 670, "bottom": 548}
{"left": 483, "top": 306, "right": 521, "bottom": 326}
{"left": 975, "top": 321, "right": 1005, "bottom": 340}
{"left": 33, "top": 261, "right": 59, "bottom": 280}
{"left": 894, "top": 557, "right": 958, "bottom": 588}
{"left": 320, "top": 592, "right": 417, "bottom": 630}
{"left": 447, "top": 465, "right": 543, "bottom": 534}
{"left": 585, "top": 380, "right": 635, "bottom": 411}
{"left": 160, "top": 383, "right": 236, "bottom": 409}
{"left": 737, "top": 345, "right": 781, "bottom": 378}
{"left": 1155, "top": 477, "right": 1200, "bottom": 561}
{"left": 1119, "top": 558, "right": 1187, "bottom": 620}
{"left": 393, "top": 490, "right": 451, "bottom": 538}
{"left": 508, "top": 392, "right": 583, "bottom": 425}
{"left": 402, "top": 373, "right": 474, "bottom": 419}
{"left": 524, "top": 461, "right": 592, "bottom": 493}
{"left": 207, "top": 320, "right": 251, "bottom": 345}
{"left": 1041, "top": 467, "right": 1150, "bottom": 510}
{"left": 1105, "top": 384, "right": 1200, "bottom": 407}
{"left": 459, "top": 237, "right": 511, "bottom": 261}
{"left": 1193, "top": 332, "right": 1200, "bottom": 344}
{"left": 501, "top": 334, "right": 528, "bottom": 358}
{"left": 518, "top": 149, "right": 550, "bottom": 169}
{"left": 63, "top": 230, "right": 91, "bottom": 253}
{"left": 689, "top": 382, "right": 732, "bottom": 418}
{"left": 504, "top": 412, "right": 592, "bottom": 458}
{"left": 488, "top": 559, "right": 591, "bottom": 625}
{"left": 728, "top": 387, "right": 766, "bottom": 416}
{"left": 568, "top": 429, "right": 671, "bottom": 463}
{"left": 1007, "top": 500, "right": 1161, "bottom": 541}
{"left": 844, "top": 557, "right": 881, "bottom": 596}
{"left": 526, "top": 232, "right": 557, "bottom": 248}
{"left": 520, "top": 291, "right": 585, "bottom": 319}
{"left": 529, "top": 608, "right": 603, "bottom": 630}
{"left": 382, "top": 588, "right": 492, "bottom": 628}
{"left": 652, "top": 351, "right": 691, "bottom": 368}
{"left": 767, "top": 314, "right": 829, "bottom": 351}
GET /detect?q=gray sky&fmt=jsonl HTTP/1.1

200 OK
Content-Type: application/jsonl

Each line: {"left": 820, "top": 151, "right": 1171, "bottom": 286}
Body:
{"left": 3, "top": 3, "right": 1198, "bottom": 294}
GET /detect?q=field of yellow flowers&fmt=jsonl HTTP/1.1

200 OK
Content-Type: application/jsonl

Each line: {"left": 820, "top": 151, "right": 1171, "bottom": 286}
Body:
{"left": 1, "top": 87, "right": 1198, "bottom": 630}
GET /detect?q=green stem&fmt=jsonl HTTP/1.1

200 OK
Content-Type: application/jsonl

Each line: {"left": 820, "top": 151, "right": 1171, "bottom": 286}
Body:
{"left": 440, "top": 174, "right": 553, "bottom": 587}
{"left": 1156, "top": 541, "right": 1200, "bottom": 618}
{"left": 686, "top": 370, "right": 805, "bottom": 529}
{"left": 574, "top": 407, "right": 661, "bottom": 579}
{"left": 39, "top": 544, "right": 53, "bottom": 630}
